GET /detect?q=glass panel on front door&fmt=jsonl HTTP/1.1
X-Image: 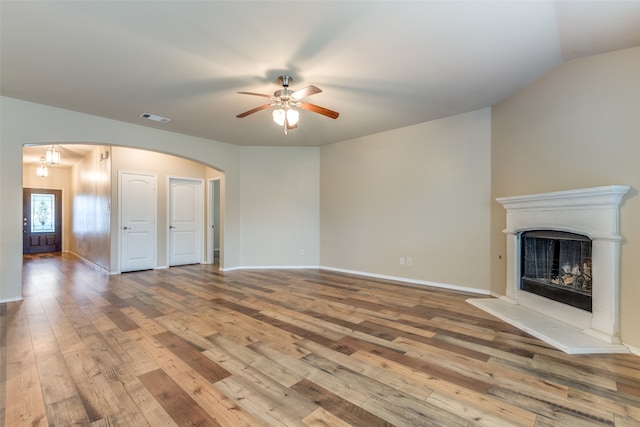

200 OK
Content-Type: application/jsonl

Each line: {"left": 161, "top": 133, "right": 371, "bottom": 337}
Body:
{"left": 31, "top": 193, "right": 56, "bottom": 233}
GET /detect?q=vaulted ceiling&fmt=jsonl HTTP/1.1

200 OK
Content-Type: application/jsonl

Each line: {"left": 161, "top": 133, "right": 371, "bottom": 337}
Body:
{"left": 2, "top": 1, "right": 640, "bottom": 147}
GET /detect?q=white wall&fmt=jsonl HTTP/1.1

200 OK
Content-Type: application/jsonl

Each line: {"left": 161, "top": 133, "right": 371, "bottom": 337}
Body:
{"left": 320, "top": 108, "right": 492, "bottom": 292}
{"left": 239, "top": 146, "right": 320, "bottom": 267}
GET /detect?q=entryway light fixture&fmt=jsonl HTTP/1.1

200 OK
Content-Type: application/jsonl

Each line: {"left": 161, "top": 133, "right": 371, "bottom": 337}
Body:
{"left": 36, "top": 157, "right": 48, "bottom": 177}
{"left": 46, "top": 145, "right": 60, "bottom": 165}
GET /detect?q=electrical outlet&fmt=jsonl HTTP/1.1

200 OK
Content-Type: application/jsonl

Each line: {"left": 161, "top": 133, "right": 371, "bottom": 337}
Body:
{"left": 399, "top": 257, "right": 405, "bottom": 265}
{"left": 406, "top": 258, "right": 412, "bottom": 265}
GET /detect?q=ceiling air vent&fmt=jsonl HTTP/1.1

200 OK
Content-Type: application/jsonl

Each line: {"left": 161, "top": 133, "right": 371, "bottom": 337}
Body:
{"left": 139, "top": 112, "right": 172, "bottom": 123}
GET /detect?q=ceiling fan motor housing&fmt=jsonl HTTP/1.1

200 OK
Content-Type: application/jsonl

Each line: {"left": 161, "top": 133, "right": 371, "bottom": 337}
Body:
{"left": 278, "top": 75, "right": 293, "bottom": 87}
{"left": 274, "top": 88, "right": 294, "bottom": 100}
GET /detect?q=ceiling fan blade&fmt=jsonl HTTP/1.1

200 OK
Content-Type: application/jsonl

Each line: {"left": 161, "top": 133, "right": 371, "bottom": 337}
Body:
{"left": 298, "top": 102, "right": 340, "bottom": 119}
{"left": 237, "top": 91, "right": 273, "bottom": 99}
{"left": 236, "top": 104, "right": 273, "bottom": 118}
{"left": 291, "top": 85, "right": 322, "bottom": 100}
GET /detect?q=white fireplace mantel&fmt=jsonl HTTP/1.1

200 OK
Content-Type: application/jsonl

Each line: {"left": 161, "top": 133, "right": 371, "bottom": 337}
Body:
{"left": 497, "top": 185, "right": 630, "bottom": 240}
{"left": 470, "top": 185, "right": 631, "bottom": 354}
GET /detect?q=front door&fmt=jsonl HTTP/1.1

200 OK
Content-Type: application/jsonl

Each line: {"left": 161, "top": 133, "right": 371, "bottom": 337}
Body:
{"left": 169, "top": 178, "right": 203, "bottom": 266}
{"left": 23, "top": 188, "right": 62, "bottom": 253}
{"left": 120, "top": 171, "right": 157, "bottom": 272}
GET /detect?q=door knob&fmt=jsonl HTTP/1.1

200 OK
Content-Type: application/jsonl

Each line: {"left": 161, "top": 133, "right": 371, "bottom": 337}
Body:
{"left": 169, "top": 225, "right": 175, "bottom": 229}
{"left": 123, "top": 226, "right": 129, "bottom": 230}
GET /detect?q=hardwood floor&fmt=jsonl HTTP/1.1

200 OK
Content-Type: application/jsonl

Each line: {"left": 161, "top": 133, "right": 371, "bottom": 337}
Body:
{"left": 2, "top": 253, "right": 640, "bottom": 426}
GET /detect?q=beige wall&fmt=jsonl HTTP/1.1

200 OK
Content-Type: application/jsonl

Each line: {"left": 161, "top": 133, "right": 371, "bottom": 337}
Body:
{"left": 71, "top": 147, "right": 111, "bottom": 270}
{"left": 491, "top": 47, "right": 640, "bottom": 348}
{"left": 320, "top": 108, "right": 492, "bottom": 292}
{"left": 239, "top": 146, "right": 320, "bottom": 267}
{"left": 22, "top": 163, "right": 73, "bottom": 252}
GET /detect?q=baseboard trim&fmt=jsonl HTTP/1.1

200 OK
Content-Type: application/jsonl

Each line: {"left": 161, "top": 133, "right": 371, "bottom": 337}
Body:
{"left": 0, "top": 296, "right": 23, "bottom": 304}
{"left": 626, "top": 344, "right": 640, "bottom": 357}
{"left": 320, "top": 266, "right": 490, "bottom": 295}
{"left": 67, "top": 251, "right": 110, "bottom": 275}
{"left": 221, "top": 265, "right": 320, "bottom": 272}
{"left": 217, "top": 264, "right": 489, "bottom": 295}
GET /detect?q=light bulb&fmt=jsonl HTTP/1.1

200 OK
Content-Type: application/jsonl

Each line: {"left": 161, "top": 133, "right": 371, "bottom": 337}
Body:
{"left": 272, "top": 109, "right": 285, "bottom": 126}
{"left": 36, "top": 158, "right": 48, "bottom": 177}
{"left": 286, "top": 109, "right": 299, "bottom": 126}
{"left": 46, "top": 145, "right": 60, "bottom": 165}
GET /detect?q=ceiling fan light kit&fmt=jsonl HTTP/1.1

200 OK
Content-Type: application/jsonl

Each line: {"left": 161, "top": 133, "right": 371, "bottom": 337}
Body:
{"left": 237, "top": 75, "right": 339, "bottom": 135}
{"left": 272, "top": 108, "right": 299, "bottom": 127}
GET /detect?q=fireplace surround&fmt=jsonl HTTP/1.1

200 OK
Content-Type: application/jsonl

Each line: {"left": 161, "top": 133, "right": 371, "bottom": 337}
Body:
{"left": 471, "top": 185, "right": 630, "bottom": 353}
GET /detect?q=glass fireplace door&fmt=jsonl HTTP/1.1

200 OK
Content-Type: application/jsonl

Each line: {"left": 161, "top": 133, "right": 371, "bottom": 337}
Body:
{"left": 521, "top": 230, "right": 592, "bottom": 311}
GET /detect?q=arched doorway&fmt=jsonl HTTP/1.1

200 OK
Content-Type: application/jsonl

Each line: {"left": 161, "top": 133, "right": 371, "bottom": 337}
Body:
{"left": 22, "top": 143, "right": 224, "bottom": 273}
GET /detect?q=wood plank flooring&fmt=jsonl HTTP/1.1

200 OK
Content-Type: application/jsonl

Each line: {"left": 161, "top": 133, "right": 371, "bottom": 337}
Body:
{"left": 2, "top": 252, "right": 640, "bottom": 426}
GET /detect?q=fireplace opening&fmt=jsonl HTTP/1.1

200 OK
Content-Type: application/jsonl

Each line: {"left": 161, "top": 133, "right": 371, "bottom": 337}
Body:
{"left": 520, "top": 230, "right": 592, "bottom": 312}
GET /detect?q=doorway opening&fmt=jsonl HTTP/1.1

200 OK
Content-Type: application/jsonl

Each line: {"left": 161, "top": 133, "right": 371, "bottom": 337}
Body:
{"left": 23, "top": 188, "right": 62, "bottom": 254}
{"left": 22, "top": 143, "right": 225, "bottom": 273}
{"left": 209, "top": 178, "right": 221, "bottom": 266}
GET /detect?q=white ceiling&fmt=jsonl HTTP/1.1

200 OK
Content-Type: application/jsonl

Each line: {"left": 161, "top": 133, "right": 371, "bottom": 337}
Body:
{"left": 3, "top": 1, "right": 640, "bottom": 148}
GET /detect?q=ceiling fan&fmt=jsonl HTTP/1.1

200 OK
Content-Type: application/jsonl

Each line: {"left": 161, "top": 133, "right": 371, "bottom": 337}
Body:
{"left": 236, "top": 75, "right": 339, "bottom": 134}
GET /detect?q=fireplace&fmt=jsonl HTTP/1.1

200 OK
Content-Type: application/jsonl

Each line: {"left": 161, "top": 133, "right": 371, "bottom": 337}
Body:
{"left": 520, "top": 230, "right": 592, "bottom": 312}
{"left": 483, "top": 185, "right": 630, "bottom": 351}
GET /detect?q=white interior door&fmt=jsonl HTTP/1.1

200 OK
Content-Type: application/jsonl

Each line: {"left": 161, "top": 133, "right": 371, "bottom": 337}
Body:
{"left": 169, "top": 178, "right": 203, "bottom": 266}
{"left": 120, "top": 171, "right": 156, "bottom": 272}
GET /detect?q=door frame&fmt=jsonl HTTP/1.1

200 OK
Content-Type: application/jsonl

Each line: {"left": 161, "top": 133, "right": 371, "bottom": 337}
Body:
{"left": 166, "top": 176, "right": 205, "bottom": 267}
{"left": 118, "top": 170, "right": 158, "bottom": 273}
{"left": 207, "top": 178, "right": 221, "bottom": 265}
